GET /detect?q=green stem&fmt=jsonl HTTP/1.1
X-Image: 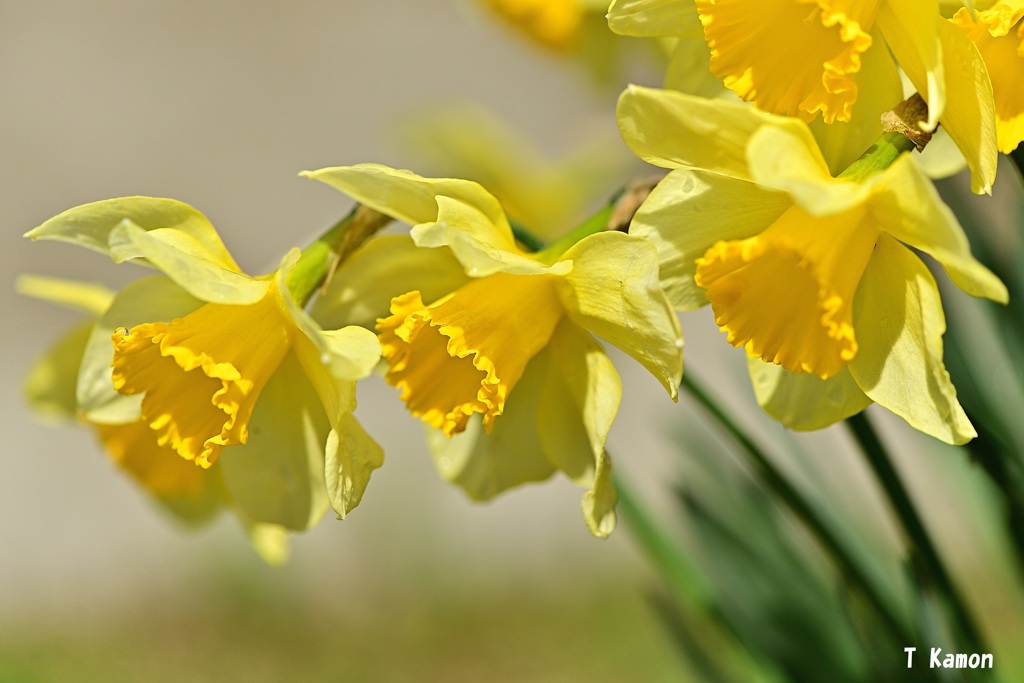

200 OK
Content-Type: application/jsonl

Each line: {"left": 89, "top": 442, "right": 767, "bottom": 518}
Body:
{"left": 846, "top": 413, "right": 986, "bottom": 652}
{"left": 681, "top": 374, "right": 913, "bottom": 645}
{"left": 838, "top": 131, "right": 918, "bottom": 183}
{"left": 286, "top": 205, "right": 391, "bottom": 306}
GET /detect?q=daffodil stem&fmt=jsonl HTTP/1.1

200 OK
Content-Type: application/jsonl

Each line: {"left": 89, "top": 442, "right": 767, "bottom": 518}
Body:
{"left": 838, "top": 131, "right": 919, "bottom": 183}
{"left": 287, "top": 205, "right": 392, "bottom": 307}
{"left": 680, "top": 373, "right": 913, "bottom": 646}
{"left": 846, "top": 412, "right": 986, "bottom": 652}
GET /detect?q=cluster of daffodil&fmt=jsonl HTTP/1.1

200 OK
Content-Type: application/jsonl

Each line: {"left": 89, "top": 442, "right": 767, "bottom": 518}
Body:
{"left": 21, "top": 0, "right": 1022, "bottom": 561}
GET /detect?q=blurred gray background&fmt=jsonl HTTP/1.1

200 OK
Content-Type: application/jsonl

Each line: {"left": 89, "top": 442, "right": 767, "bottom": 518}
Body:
{"left": 0, "top": 2, "right": 698, "bottom": 679}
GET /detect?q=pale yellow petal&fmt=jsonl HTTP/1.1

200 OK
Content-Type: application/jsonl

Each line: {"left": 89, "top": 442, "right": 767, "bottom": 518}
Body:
{"left": 276, "top": 252, "right": 383, "bottom": 383}
{"left": 748, "top": 356, "right": 872, "bottom": 431}
{"left": 311, "top": 235, "right": 468, "bottom": 331}
{"left": 878, "top": 0, "right": 945, "bottom": 130}
{"left": 24, "top": 321, "right": 93, "bottom": 421}
{"left": 242, "top": 521, "right": 291, "bottom": 567}
{"left": 217, "top": 352, "right": 331, "bottom": 531}
{"left": 629, "top": 169, "right": 791, "bottom": 311}
{"left": 747, "top": 126, "right": 873, "bottom": 216}
{"left": 849, "top": 234, "right": 975, "bottom": 444}
{"left": 108, "top": 220, "right": 268, "bottom": 304}
{"left": 557, "top": 231, "right": 683, "bottom": 399}
{"left": 934, "top": 15, "right": 999, "bottom": 193}
{"left": 616, "top": 85, "right": 826, "bottom": 180}
{"left": 302, "top": 163, "right": 513, "bottom": 246}
{"left": 608, "top": 0, "right": 704, "bottom": 37}
{"left": 427, "top": 350, "right": 557, "bottom": 500}
{"left": 325, "top": 413, "right": 384, "bottom": 519}
{"left": 16, "top": 275, "right": 115, "bottom": 317}
{"left": 78, "top": 275, "right": 202, "bottom": 423}
{"left": 664, "top": 34, "right": 729, "bottom": 97}
{"left": 25, "top": 196, "right": 242, "bottom": 272}
{"left": 537, "top": 322, "right": 622, "bottom": 538}
{"left": 417, "top": 195, "right": 568, "bottom": 276}
{"left": 868, "top": 155, "right": 1007, "bottom": 302}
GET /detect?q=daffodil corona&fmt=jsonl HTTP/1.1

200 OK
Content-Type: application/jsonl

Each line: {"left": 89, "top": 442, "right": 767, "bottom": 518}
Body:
{"left": 617, "top": 85, "right": 1007, "bottom": 444}
{"left": 111, "top": 286, "right": 293, "bottom": 468}
{"left": 304, "top": 163, "right": 684, "bottom": 536}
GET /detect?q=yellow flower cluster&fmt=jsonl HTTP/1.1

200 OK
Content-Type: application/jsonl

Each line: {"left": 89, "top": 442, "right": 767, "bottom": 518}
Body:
{"left": 21, "top": 0, "right": 1015, "bottom": 556}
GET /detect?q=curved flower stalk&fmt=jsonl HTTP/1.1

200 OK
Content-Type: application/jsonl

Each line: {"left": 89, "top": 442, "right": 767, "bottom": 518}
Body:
{"left": 303, "top": 164, "right": 684, "bottom": 537}
{"left": 24, "top": 198, "right": 383, "bottom": 533}
{"left": 617, "top": 85, "right": 1008, "bottom": 444}
{"left": 17, "top": 274, "right": 292, "bottom": 564}
{"left": 952, "top": 1, "right": 1024, "bottom": 153}
{"left": 609, "top": 0, "right": 999, "bottom": 193}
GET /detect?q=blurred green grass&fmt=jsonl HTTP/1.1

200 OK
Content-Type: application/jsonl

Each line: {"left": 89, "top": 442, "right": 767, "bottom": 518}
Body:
{"left": 0, "top": 568, "right": 684, "bottom": 683}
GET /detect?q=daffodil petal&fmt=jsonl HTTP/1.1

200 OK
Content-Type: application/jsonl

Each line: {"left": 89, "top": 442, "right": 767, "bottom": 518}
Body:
{"left": 24, "top": 321, "right": 93, "bottom": 421}
{"left": 418, "top": 195, "right": 567, "bottom": 276}
{"left": 608, "top": 0, "right": 704, "bottom": 37}
{"left": 537, "top": 323, "right": 620, "bottom": 481}
{"left": 557, "top": 231, "right": 683, "bottom": 399}
{"left": 289, "top": 262, "right": 383, "bottom": 521}
{"left": 934, "top": 16, "right": 998, "bottom": 194}
{"left": 748, "top": 127, "right": 872, "bottom": 216}
{"left": 850, "top": 234, "right": 975, "bottom": 445}
{"left": 629, "top": 169, "right": 791, "bottom": 311}
{"left": 427, "top": 350, "right": 557, "bottom": 500}
{"left": 537, "top": 322, "right": 621, "bottom": 538}
{"left": 617, "top": 85, "right": 826, "bottom": 180}
{"left": 95, "top": 420, "right": 225, "bottom": 524}
{"left": 878, "top": 0, "right": 945, "bottom": 130}
{"left": 583, "top": 450, "right": 617, "bottom": 540}
{"left": 302, "top": 163, "right": 513, "bottom": 247}
{"left": 808, "top": 27, "right": 904, "bottom": 175}
{"left": 24, "top": 196, "right": 242, "bottom": 273}
{"left": 16, "top": 275, "right": 115, "bottom": 317}
{"left": 108, "top": 220, "right": 268, "bottom": 304}
{"left": 78, "top": 275, "right": 202, "bottom": 423}
{"left": 325, "top": 413, "right": 384, "bottom": 519}
{"left": 664, "top": 34, "right": 728, "bottom": 97}
{"left": 241, "top": 520, "right": 291, "bottom": 567}
{"left": 217, "top": 351, "right": 331, "bottom": 531}
{"left": 748, "top": 356, "right": 872, "bottom": 431}
{"left": 311, "top": 235, "right": 469, "bottom": 331}
{"left": 276, "top": 252, "right": 383, "bottom": 382}
{"left": 869, "top": 155, "right": 1007, "bottom": 302}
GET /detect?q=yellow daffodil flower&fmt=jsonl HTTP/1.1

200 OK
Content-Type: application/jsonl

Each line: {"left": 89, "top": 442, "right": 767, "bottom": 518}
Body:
{"left": 952, "top": 1, "right": 1024, "bottom": 153}
{"left": 609, "top": 0, "right": 999, "bottom": 194}
{"left": 18, "top": 274, "right": 291, "bottom": 564}
{"left": 617, "top": 85, "right": 1007, "bottom": 444}
{"left": 303, "top": 164, "right": 684, "bottom": 537}
{"left": 24, "top": 198, "right": 383, "bottom": 531}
